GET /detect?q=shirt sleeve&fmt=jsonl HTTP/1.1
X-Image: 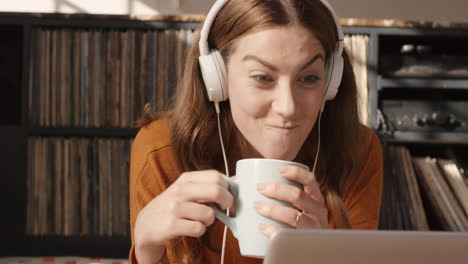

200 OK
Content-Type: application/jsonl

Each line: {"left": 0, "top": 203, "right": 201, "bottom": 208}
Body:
{"left": 129, "top": 133, "right": 180, "bottom": 264}
{"left": 343, "top": 130, "right": 384, "bottom": 230}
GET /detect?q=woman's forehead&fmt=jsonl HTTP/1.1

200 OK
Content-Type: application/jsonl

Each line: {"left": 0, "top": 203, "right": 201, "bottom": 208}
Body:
{"left": 233, "top": 25, "right": 325, "bottom": 58}
{"left": 229, "top": 25, "right": 326, "bottom": 70}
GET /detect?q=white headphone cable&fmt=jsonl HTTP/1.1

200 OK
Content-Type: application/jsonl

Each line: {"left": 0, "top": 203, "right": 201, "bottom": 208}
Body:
{"left": 215, "top": 102, "right": 230, "bottom": 264}
{"left": 312, "top": 106, "right": 323, "bottom": 174}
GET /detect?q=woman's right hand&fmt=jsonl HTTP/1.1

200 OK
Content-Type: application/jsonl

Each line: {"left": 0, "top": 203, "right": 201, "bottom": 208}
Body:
{"left": 134, "top": 170, "right": 234, "bottom": 264}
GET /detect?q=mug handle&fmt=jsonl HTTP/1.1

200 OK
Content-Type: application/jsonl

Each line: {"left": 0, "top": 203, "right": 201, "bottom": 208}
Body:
{"left": 211, "top": 174, "right": 239, "bottom": 238}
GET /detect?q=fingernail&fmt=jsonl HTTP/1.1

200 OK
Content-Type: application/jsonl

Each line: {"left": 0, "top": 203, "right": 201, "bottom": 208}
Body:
{"left": 257, "top": 182, "right": 266, "bottom": 192}
{"left": 258, "top": 223, "right": 267, "bottom": 233}
{"left": 278, "top": 167, "right": 288, "bottom": 175}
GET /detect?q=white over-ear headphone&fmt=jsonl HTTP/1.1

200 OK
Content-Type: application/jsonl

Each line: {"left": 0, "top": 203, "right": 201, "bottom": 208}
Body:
{"left": 198, "top": 0, "right": 345, "bottom": 105}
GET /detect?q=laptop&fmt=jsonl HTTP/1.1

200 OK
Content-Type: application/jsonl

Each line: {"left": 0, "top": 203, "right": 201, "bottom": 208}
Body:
{"left": 263, "top": 229, "right": 468, "bottom": 264}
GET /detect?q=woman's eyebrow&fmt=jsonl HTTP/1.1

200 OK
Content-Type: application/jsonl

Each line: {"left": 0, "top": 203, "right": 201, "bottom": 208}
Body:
{"left": 300, "top": 54, "right": 324, "bottom": 70}
{"left": 243, "top": 55, "right": 278, "bottom": 71}
{"left": 242, "top": 54, "right": 324, "bottom": 71}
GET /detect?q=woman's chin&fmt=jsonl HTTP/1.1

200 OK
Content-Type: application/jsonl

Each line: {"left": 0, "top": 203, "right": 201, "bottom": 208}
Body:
{"left": 258, "top": 149, "right": 297, "bottom": 161}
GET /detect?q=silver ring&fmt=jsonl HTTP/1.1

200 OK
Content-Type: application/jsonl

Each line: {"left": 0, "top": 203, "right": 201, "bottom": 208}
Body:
{"left": 294, "top": 211, "right": 303, "bottom": 228}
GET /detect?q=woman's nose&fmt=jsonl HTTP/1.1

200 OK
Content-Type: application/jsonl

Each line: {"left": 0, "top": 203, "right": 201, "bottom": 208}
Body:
{"left": 271, "top": 81, "right": 296, "bottom": 118}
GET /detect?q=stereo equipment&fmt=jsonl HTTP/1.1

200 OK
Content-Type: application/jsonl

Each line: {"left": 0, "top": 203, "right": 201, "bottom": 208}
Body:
{"left": 381, "top": 100, "right": 468, "bottom": 132}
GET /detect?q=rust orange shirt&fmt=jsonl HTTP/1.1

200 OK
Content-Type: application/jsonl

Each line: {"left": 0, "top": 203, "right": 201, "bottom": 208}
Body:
{"left": 129, "top": 118, "right": 383, "bottom": 264}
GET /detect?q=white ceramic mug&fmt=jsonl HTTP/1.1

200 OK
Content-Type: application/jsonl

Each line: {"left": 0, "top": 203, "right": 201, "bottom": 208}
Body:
{"left": 213, "top": 158, "right": 309, "bottom": 258}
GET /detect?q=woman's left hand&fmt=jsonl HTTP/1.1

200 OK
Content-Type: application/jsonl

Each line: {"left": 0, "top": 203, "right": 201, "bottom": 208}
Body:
{"left": 254, "top": 165, "right": 328, "bottom": 238}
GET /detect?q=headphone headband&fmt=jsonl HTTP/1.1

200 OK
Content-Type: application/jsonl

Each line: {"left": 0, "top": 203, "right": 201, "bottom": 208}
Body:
{"left": 198, "top": 0, "right": 345, "bottom": 104}
{"left": 199, "top": 0, "right": 343, "bottom": 54}
{"left": 199, "top": 0, "right": 230, "bottom": 56}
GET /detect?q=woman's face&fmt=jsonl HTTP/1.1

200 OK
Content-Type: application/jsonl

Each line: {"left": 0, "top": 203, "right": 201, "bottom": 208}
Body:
{"left": 227, "top": 25, "right": 326, "bottom": 161}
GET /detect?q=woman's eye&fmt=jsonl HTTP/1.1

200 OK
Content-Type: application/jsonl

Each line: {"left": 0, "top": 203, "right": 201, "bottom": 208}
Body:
{"left": 299, "top": 75, "right": 319, "bottom": 84}
{"left": 253, "top": 75, "right": 273, "bottom": 82}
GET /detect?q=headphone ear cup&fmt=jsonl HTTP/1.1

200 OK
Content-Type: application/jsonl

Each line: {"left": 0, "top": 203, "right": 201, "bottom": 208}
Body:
{"left": 198, "top": 50, "right": 228, "bottom": 102}
{"left": 324, "top": 47, "right": 344, "bottom": 101}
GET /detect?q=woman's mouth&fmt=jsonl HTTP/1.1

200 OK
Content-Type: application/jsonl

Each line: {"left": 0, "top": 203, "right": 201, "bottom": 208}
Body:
{"left": 265, "top": 124, "right": 299, "bottom": 133}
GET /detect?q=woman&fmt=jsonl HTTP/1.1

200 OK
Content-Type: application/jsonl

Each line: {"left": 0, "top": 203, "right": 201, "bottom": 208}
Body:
{"left": 129, "top": 0, "right": 383, "bottom": 263}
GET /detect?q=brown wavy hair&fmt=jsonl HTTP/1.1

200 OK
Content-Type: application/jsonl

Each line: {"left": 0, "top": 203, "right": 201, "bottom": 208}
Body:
{"left": 138, "top": 0, "right": 364, "bottom": 263}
